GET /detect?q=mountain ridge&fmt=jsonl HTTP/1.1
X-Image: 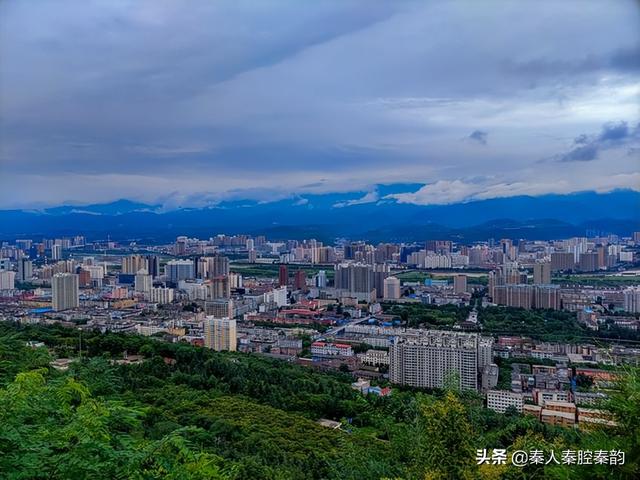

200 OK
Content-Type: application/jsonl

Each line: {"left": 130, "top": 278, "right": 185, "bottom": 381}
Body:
{"left": 0, "top": 189, "right": 637, "bottom": 242}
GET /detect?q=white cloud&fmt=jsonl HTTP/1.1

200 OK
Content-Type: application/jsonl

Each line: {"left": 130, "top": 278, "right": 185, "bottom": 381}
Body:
{"left": 387, "top": 173, "right": 640, "bottom": 206}
{"left": 387, "top": 181, "right": 479, "bottom": 205}
{"left": 333, "top": 190, "right": 380, "bottom": 208}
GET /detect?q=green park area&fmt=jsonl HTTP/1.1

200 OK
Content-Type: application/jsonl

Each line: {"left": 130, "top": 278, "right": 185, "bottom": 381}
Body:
{"left": 230, "top": 262, "right": 334, "bottom": 280}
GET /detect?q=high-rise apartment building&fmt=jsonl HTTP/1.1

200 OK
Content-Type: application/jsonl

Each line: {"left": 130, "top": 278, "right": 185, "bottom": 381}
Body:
{"left": 51, "top": 273, "right": 79, "bottom": 311}
{"left": 426, "top": 240, "right": 452, "bottom": 254}
{"left": 492, "top": 284, "right": 560, "bottom": 310}
{"left": 15, "top": 239, "right": 32, "bottom": 251}
{"left": 596, "top": 245, "right": 607, "bottom": 269}
{"left": 492, "top": 284, "right": 535, "bottom": 309}
{"left": 315, "top": 270, "right": 327, "bottom": 288}
{"left": 121, "top": 255, "right": 149, "bottom": 274}
{"left": 264, "top": 286, "right": 288, "bottom": 307}
{"left": 383, "top": 276, "right": 401, "bottom": 300}
{"left": 0, "top": 258, "right": 10, "bottom": 271}
{"left": 208, "top": 276, "right": 230, "bottom": 299}
{"left": 148, "top": 287, "right": 174, "bottom": 304}
{"left": 17, "top": 258, "right": 33, "bottom": 282}
{"left": 488, "top": 265, "right": 527, "bottom": 299}
{"left": 550, "top": 252, "right": 575, "bottom": 272}
{"left": 373, "top": 264, "right": 391, "bottom": 298}
{"left": 51, "top": 244, "right": 62, "bottom": 261}
{"left": 294, "top": 270, "right": 307, "bottom": 291}
{"left": 145, "top": 255, "right": 160, "bottom": 278}
{"left": 453, "top": 274, "right": 468, "bottom": 294}
{"left": 424, "top": 254, "right": 452, "bottom": 269}
{"left": 228, "top": 272, "right": 243, "bottom": 289}
{"left": 195, "top": 257, "right": 208, "bottom": 279}
{"left": 204, "top": 299, "right": 234, "bottom": 318}
{"left": 134, "top": 269, "right": 152, "bottom": 293}
{"left": 204, "top": 316, "right": 237, "bottom": 351}
{"left": 206, "top": 255, "right": 230, "bottom": 278}
{"left": 0, "top": 270, "right": 16, "bottom": 290}
{"left": 533, "top": 285, "right": 561, "bottom": 310}
{"left": 468, "top": 246, "right": 488, "bottom": 267}
{"left": 334, "top": 263, "right": 376, "bottom": 295}
{"left": 279, "top": 264, "right": 289, "bottom": 287}
{"left": 533, "top": 261, "right": 551, "bottom": 285}
{"left": 389, "top": 330, "right": 494, "bottom": 391}
{"left": 624, "top": 287, "right": 640, "bottom": 313}
{"left": 578, "top": 253, "right": 599, "bottom": 272}
{"left": 174, "top": 236, "right": 188, "bottom": 255}
{"left": 78, "top": 269, "right": 91, "bottom": 287}
{"left": 344, "top": 241, "right": 366, "bottom": 260}
{"left": 165, "top": 260, "right": 195, "bottom": 284}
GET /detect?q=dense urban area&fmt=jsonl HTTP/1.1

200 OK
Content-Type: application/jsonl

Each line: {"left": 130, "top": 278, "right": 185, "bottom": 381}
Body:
{"left": 0, "top": 232, "right": 639, "bottom": 478}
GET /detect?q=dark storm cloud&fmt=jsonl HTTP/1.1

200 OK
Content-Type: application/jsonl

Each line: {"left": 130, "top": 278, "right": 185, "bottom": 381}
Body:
{"left": 468, "top": 130, "right": 488, "bottom": 145}
{"left": 560, "top": 121, "right": 639, "bottom": 163}
{"left": 561, "top": 143, "right": 600, "bottom": 162}
{"left": 0, "top": 0, "right": 638, "bottom": 208}
{"left": 599, "top": 121, "right": 630, "bottom": 141}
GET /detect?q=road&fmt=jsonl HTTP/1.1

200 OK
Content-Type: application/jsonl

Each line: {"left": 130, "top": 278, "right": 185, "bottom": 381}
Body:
{"left": 325, "top": 315, "right": 372, "bottom": 337}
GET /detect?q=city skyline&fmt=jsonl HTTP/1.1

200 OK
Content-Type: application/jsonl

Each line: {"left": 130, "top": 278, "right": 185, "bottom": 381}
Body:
{"left": 2, "top": 2, "right": 640, "bottom": 477}
{"left": 1, "top": 0, "right": 639, "bottom": 209}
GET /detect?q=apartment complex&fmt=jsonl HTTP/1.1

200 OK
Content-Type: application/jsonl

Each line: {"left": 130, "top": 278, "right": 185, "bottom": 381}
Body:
{"left": 51, "top": 273, "right": 79, "bottom": 311}
{"left": 486, "top": 390, "right": 524, "bottom": 413}
{"left": 389, "top": 330, "right": 494, "bottom": 391}
{"left": 204, "top": 316, "right": 237, "bottom": 351}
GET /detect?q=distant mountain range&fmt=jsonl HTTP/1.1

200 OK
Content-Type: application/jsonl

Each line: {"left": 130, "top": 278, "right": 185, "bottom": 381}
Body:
{"left": 1, "top": 189, "right": 638, "bottom": 243}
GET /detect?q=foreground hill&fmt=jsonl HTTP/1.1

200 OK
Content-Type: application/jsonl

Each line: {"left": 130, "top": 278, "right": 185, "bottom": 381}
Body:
{"left": 0, "top": 322, "right": 638, "bottom": 479}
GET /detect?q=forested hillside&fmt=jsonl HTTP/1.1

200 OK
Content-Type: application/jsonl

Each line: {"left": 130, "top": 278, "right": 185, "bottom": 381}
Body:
{"left": 0, "top": 322, "right": 638, "bottom": 479}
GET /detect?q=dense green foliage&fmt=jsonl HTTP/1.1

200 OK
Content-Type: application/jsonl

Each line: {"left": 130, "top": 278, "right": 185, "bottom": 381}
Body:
{"left": 479, "top": 306, "right": 640, "bottom": 342}
{"left": 0, "top": 322, "right": 638, "bottom": 479}
{"left": 382, "top": 302, "right": 471, "bottom": 328}
{"left": 479, "top": 307, "right": 586, "bottom": 340}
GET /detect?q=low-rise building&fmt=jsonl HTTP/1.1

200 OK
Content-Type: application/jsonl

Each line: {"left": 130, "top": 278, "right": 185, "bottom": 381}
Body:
{"left": 541, "top": 408, "right": 576, "bottom": 427}
{"left": 534, "top": 389, "right": 571, "bottom": 405}
{"left": 577, "top": 408, "right": 617, "bottom": 429}
{"left": 311, "top": 341, "right": 353, "bottom": 357}
{"left": 523, "top": 404, "right": 542, "bottom": 418}
{"left": 486, "top": 390, "right": 524, "bottom": 413}
{"left": 357, "top": 349, "right": 390, "bottom": 366}
{"left": 540, "top": 400, "right": 577, "bottom": 426}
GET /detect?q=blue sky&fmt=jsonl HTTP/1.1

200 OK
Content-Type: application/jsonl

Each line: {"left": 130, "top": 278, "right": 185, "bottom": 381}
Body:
{"left": 0, "top": 0, "right": 638, "bottom": 209}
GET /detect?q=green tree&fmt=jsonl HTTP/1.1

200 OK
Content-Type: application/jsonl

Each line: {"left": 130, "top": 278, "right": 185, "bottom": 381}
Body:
{"left": 605, "top": 367, "right": 640, "bottom": 478}
{"left": 409, "top": 392, "right": 477, "bottom": 479}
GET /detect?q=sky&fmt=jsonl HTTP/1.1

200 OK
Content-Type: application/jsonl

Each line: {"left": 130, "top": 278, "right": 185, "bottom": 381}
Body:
{"left": 0, "top": 0, "right": 638, "bottom": 209}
